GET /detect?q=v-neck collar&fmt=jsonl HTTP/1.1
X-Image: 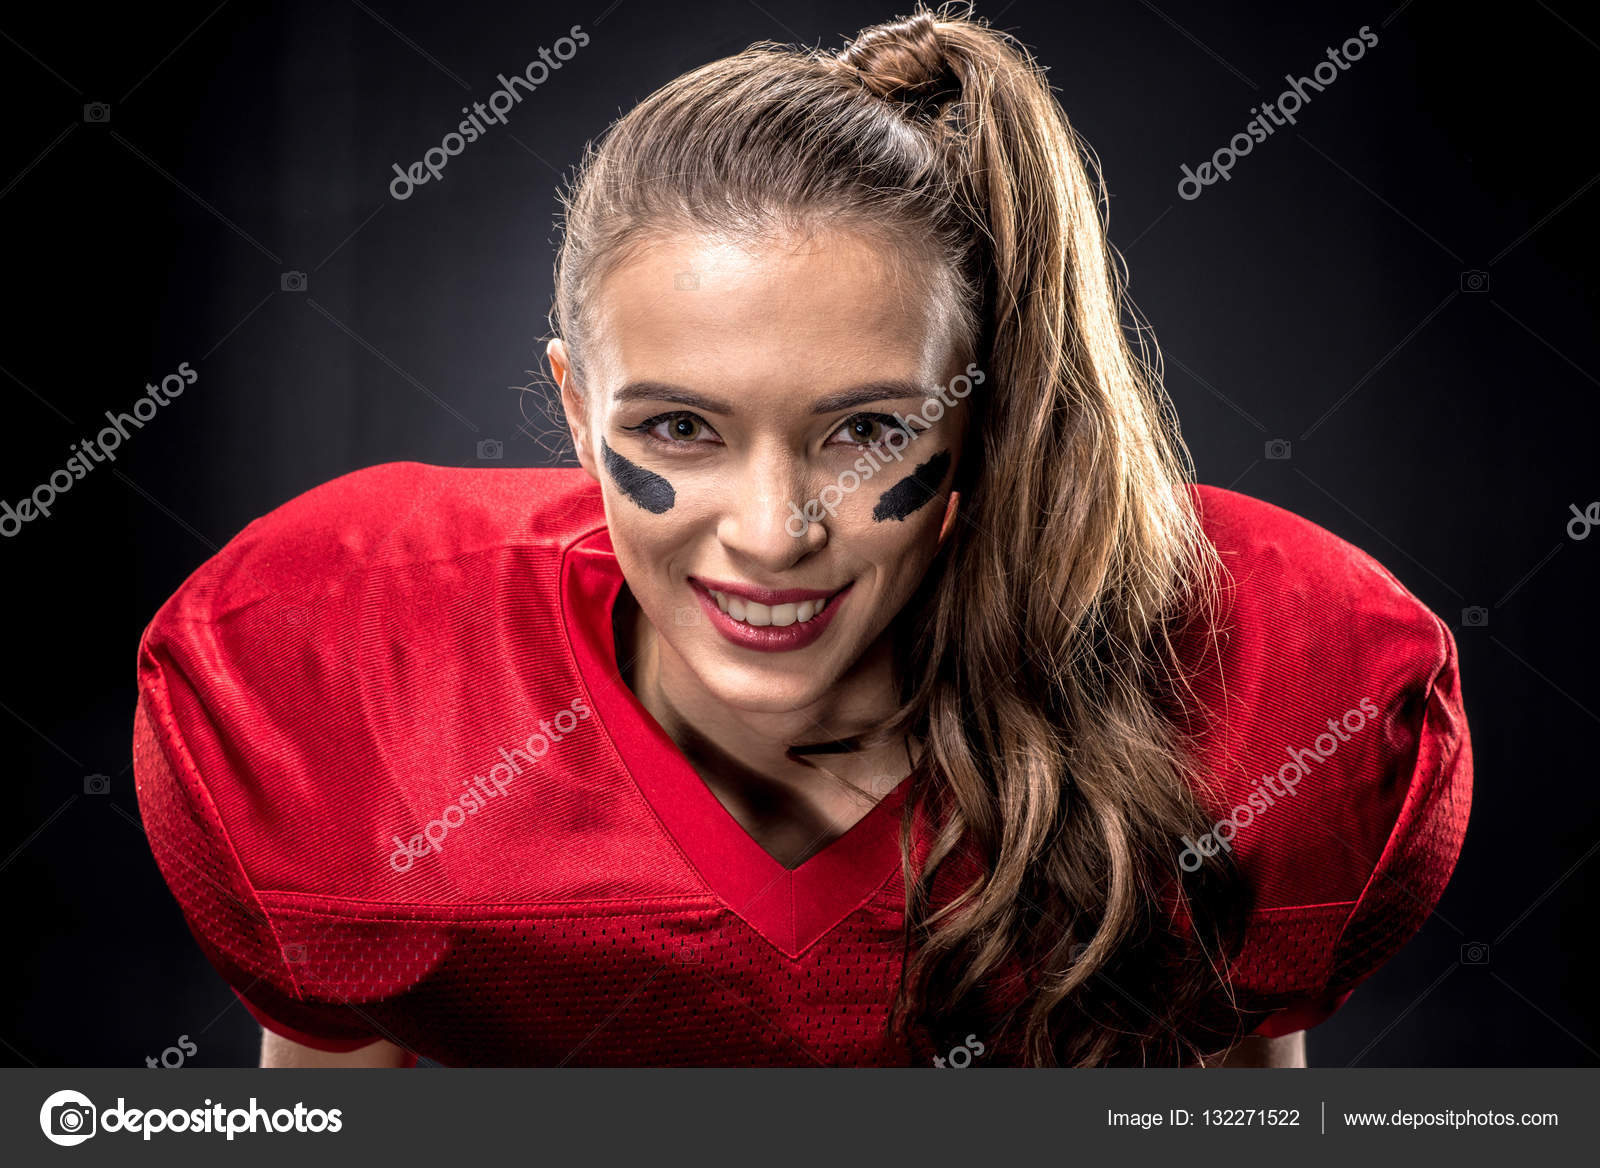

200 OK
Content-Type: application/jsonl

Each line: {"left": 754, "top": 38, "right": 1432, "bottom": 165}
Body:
{"left": 558, "top": 524, "right": 910, "bottom": 959}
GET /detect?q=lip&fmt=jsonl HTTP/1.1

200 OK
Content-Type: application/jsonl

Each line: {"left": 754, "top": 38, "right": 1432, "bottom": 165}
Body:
{"left": 689, "top": 579, "right": 853, "bottom": 653}
{"left": 688, "top": 576, "right": 843, "bottom": 606}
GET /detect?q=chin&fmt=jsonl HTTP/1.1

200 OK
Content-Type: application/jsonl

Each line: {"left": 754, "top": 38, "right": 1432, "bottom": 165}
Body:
{"left": 693, "top": 659, "right": 842, "bottom": 716}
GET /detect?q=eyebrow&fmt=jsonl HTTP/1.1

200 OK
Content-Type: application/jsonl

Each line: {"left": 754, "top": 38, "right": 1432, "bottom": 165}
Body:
{"left": 613, "top": 379, "right": 937, "bottom": 415}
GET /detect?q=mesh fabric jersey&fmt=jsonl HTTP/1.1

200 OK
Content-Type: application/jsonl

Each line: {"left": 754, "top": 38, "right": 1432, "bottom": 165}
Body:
{"left": 131, "top": 463, "right": 1472, "bottom": 1066}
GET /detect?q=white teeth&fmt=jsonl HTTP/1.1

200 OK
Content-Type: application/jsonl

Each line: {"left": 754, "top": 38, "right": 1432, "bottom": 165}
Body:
{"left": 708, "top": 589, "right": 829, "bottom": 628}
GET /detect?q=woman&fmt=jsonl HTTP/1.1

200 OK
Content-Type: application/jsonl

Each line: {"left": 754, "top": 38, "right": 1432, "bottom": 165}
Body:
{"left": 132, "top": 5, "right": 1471, "bottom": 1067}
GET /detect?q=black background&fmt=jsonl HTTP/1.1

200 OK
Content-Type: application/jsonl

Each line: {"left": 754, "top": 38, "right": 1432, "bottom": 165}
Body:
{"left": 1, "top": 0, "right": 1595, "bottom": 1067}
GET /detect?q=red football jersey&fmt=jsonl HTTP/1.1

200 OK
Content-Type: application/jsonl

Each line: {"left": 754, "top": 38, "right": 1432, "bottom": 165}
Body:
{"left": 131, "top": 462, "right": 1471, "bottom": 1065}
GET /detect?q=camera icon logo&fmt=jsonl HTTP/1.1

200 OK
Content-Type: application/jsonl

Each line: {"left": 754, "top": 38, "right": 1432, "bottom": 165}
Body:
{"left": 672, "top": 605, "right": 699, "bottom": 627}
{"left": 1461, "top": 606, "right": 1489, "bottom": 628}
{"left": 83, "top": 773, "right": 110, "bottom": 795}
{"left": 1459, "top": 270, "right": 1490, "bottom": 293}
{"left": 282, "top": 942, "right": 307, "bottom": 964}
{"left": 1460, "top": 942, "right": 1490, "bottom": 965}
{"left": 865, "top": 771, "right": 901, "bottom": 798}
{"left": 83, "top": 102, "right": 110, "bottom": 124}
{"left": 673, "top": 271, "right": 699, "bottom": 290}
{"left": 39, "top": 1089, "right": 97, "bottom": 1146}
{"left": 476, "top": 438, "right": 503, "bottom": 460}
{"left": 677, "top": 943, "right": 701, "bottom": 964}
{"left": 280, "top": 270, "right": 308, "bottom": 293}
{"left": 1264, "top": 438, "right": 1292, "bottom": 461}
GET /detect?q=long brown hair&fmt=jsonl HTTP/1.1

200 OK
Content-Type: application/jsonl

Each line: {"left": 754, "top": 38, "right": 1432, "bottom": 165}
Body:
{"left": 548, "top": 2, "right": 1252, "bottom": 1065}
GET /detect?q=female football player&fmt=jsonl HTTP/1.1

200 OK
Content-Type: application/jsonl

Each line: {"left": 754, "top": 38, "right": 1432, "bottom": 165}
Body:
{"left": 134, "top": 4, "right": 1470, "bottom": 1068}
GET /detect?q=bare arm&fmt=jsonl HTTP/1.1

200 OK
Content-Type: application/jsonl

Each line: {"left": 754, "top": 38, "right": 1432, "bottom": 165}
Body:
{"left": 260, "top": 1029, "right": 412, "bottom": 1067}
{"left": 1203, "top": 1030, "right": 1307, "bottom": 1067}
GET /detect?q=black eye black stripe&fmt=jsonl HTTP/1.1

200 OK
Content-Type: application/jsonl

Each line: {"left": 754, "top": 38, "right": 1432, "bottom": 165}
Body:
{"left": 872, "top": 449, "right": 950, "bottom": 522}
{"left": 602, "top": 437, "right": 675, "bottom": 513}
{"left": 600, "top": 439, "right": 951, "bottom": 522}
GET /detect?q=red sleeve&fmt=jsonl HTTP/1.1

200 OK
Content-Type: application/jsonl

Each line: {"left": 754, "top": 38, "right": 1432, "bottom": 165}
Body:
{"left": 132, "top": 658, "right": 409, "bottom": 1061}
{"left": 127, "top": 461, "right": 581, "bottom": 1068}
{"left": 1180, "top": 486, "right": 1473, "bottom": 1041}
{"left": 1250, "top": 619, "right": 1472, "bottom": 1037}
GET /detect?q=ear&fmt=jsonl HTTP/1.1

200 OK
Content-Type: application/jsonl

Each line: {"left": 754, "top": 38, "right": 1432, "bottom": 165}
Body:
{"left": 547, "top": 337, "right": 597, "bottom": 481}
{"left": 938, "top": 489, "right": 961, "bottom": 547}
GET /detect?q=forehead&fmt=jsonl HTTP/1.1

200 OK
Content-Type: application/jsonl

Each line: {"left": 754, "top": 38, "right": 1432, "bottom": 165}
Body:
{"left": 587, "top": 229, "right": 956, "bottom": 395}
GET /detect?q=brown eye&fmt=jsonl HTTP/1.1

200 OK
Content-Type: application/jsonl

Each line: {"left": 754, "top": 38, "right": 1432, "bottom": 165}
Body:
{"left": 845, "top": 417, "right": 879, "bottom": 443}
{"left": 657, "top": 415, "right": 705, "bottom": 442}
{"left": 624, "top": 410, "right": 722, "bottom": 449}
{"left": 830, "top": 413, "right": 913, "bottom": 449}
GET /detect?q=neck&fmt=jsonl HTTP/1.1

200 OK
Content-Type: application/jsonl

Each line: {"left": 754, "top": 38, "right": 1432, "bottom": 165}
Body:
{"left": 612, "top": 581, "right": 913, "bottom": 860}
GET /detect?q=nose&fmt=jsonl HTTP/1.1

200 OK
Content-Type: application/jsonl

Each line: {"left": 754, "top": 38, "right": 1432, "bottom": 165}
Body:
{"left": 716, "top": 445, "right": 828, "bottom": 570}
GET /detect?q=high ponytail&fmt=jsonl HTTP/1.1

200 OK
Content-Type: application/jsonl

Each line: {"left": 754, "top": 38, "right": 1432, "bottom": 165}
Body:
{"left": 550, "top": 2, "right": 1252, "bottom": 1065}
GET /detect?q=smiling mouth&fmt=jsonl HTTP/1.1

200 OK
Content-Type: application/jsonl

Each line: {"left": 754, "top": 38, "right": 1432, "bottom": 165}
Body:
{"left": 686, "top": 577, "right": 854, "bottom": 653}
{"left": 701, "top": 587, "right": 835, "bottom": 628}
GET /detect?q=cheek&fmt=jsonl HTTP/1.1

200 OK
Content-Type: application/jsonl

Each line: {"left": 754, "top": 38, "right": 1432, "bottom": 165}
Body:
{"left": 824, "top": 449, "right": 952, "bottom": 584}
{"left": 604, "top": 497, "right": 690, "bottom": 587}
{"left": 605, "top": 505, "right": 691, "bottom": 627}
{"left": 598, "top": 446, "right": 693, "bottom": 594}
